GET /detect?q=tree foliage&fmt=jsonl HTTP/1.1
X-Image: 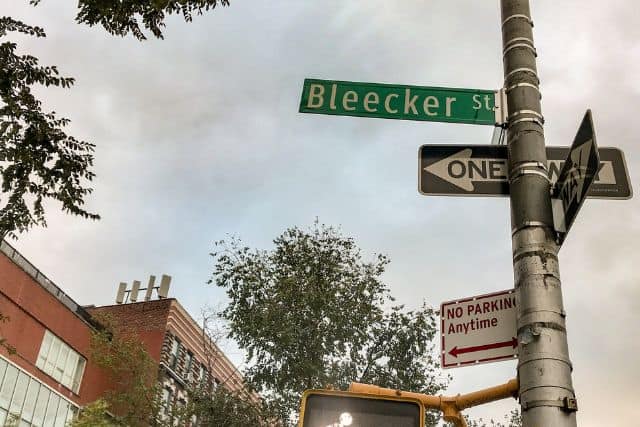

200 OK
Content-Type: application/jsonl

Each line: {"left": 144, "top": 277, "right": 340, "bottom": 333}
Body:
{"left": 0, "top": 16, "right": 98, "bottom": 237}
{"left": 210, "top": 221, "right": 448, "bottom": 425}
{"left": 30, "top": 0, "right": 231, "bottom": 41}
{"left": 184, "top": 386, "right": 273, "bottom": 427}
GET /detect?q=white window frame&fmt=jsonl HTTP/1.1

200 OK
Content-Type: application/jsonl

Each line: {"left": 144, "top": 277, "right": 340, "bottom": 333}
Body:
{"left": 0, "top": 356, "right": 79, "bottom": 426}
{"left": 169, "top": 338, "right": 181, "bottom": 370}
{"left": 35, "top": 330, "right": 86, "bottom": 393}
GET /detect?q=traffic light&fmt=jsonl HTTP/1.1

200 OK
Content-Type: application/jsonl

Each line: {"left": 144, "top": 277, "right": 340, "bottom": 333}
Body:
{"left": 298, "top": 389, "right": 424, "bottom": 427}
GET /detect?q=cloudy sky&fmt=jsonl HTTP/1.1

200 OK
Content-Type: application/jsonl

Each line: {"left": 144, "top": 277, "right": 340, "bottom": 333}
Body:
{"left": 5, "top": 1, "right": 639, "bottom": 424}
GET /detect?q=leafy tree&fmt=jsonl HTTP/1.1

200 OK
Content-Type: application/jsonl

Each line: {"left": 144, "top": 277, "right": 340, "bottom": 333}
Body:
{"left": 184, "top": 386, "right": 274, "bottom": 427}
{"left": 1, "top": 1, "right": 231, "bottom": 237}
{"left": 0, "top": 17, "right": 98, "bottom": 238}
{"left": 210, "top": 221, "right": 448, "bottom": 425}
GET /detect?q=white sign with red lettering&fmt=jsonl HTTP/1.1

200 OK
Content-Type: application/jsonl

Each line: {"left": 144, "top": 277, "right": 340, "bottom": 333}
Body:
{"left": 441, "top": 289, "right": 517, "bottom": 369}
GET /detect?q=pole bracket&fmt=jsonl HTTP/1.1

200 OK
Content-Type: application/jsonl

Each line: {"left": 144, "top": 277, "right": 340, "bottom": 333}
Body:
{"left": 503, "top": 43, "right": 537, "bottom": 57}
{"left": 563, "top": 397, "right": 579, "bottom": 412}
{"left": 517, "top": 352, "right": 572, "bottom": 367}
{"left": 506, "top": 82, "right": 541, "bottom": 99}
{"left": 511, "top": 221, "right": 554, "bottom": 236}
{"left": 504, "top": 36, "right": 535, "bottom": 47}
{"left": 521, "top": 397, "right": 578, "bottom": 412}
{"left": 504, "top": 67, "right": 539, "bottom": 84}
{"left": 509, "top": 117, "right": 544, "bottom": 127}
{"left": 507, "top": 109, "right": 544, "bottom": 123}
{"left": 509, "top": 162, "right": 550, "bottom": 185}
{"left": 502, "top": 14, "right": 534, "bottom": 28}
{"left": 510, "top": 160, "right": 547, "bottom": 171}
{"left": 510, "top": 169, "right": 549, "bottom": 184}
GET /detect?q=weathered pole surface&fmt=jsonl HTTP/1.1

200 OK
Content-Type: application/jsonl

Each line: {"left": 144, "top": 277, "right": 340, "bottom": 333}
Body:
{"left": 500, "top": 1, "right": 578, "bottom": 426}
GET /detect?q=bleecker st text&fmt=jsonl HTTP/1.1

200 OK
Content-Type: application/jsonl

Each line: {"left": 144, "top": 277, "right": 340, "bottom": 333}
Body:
{"left": 299, "top": 79, "right": 498, "bottom": 125}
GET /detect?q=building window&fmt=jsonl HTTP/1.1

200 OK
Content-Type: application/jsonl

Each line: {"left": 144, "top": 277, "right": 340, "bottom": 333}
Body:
{"left": 0, "top": 356, "right": 78, "bottom": 426}
{"left": 185, "top": 351, "right": 193, "bottom": 378}
{"left": 35, "top": 330, "right": 86, "bottom": 393}
{"left": 169, "top": 338, "right": 181, "bottom": 370}
{"left": 198, "top": 364, "right": 205, "bottom": 384}
{"left": 161, "top": 387, "right": 173, "bottom": 417}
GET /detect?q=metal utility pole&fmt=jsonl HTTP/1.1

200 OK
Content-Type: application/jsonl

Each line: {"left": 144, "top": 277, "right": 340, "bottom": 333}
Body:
{"left": 500, "top": 1, "right": 578, "bottom": 426}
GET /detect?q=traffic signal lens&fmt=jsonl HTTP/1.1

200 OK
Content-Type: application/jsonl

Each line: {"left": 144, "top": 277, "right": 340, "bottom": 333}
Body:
{"left": 301, "top": 393, "right": 422, "bottom": 427}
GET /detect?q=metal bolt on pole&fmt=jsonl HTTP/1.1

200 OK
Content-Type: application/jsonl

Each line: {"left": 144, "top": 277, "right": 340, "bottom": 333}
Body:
{"left": 500, "top": 1, "right": 578, "bottom": 426}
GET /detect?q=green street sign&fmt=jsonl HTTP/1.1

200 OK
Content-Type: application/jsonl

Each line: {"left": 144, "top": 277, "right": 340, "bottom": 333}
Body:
{"left": 299, "top": 78, "right": 501, "bottom": 126}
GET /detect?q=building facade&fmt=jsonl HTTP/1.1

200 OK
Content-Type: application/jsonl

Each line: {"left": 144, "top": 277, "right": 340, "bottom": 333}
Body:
{"left": 0, "top": 240, "right": 251, "bottom": 425}
{"left": 87, "top": 297, "right": 255, "bottom": 419}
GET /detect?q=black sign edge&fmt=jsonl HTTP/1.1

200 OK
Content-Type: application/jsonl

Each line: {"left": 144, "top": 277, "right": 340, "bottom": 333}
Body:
{"left": 607, "top": 146, "right": 633, "bottom": 200}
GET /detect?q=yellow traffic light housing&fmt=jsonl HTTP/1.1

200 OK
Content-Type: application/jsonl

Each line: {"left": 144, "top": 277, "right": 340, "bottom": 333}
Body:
{"left": 298, "top": 389, "right": 424, "bottom": 427}
{"left": 298, "top": 379, "right": 519, "bottom": 427}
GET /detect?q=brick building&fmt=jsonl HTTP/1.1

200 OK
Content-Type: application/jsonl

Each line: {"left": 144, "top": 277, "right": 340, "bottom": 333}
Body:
{"left": 87, "top": 296, "right": 254, "bottom": 418}
{"left": 0, "top": 240, "right": 251, "bottom": 425}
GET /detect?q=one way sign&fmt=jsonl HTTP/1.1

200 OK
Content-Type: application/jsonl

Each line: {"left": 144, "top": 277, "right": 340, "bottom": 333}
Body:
{"left": 418, "top": 145, "right": 631, "bottom": 199}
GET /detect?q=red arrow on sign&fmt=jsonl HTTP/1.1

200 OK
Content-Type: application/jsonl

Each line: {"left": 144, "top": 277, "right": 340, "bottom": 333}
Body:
{"left": 448, "top": 337, "right": 517, "bottom": 358}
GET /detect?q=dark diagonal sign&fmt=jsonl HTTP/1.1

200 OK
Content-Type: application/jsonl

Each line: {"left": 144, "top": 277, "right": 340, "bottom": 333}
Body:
{"left": 551, "top": 110, "right": 600, "bottom": 244}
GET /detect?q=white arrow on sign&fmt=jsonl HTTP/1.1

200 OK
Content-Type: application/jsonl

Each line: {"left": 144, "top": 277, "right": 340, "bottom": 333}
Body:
{"left": 424, "top": 148, "right": 508, "bottom": 191}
